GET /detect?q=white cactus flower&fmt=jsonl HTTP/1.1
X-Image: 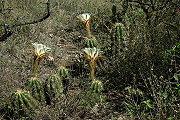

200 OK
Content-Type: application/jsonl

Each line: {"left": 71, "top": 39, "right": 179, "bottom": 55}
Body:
{"left": 77, "top": 13, "right": 91, "bottom": 24}
{"left": 32, "top": 42, "right": 51, "bottom": 57}
{"left": 83, "top": 47, "right": 100, "bottom": 61}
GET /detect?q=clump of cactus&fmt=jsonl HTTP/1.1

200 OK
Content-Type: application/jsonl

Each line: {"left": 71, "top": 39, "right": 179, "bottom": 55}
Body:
{"left": 32, "top": 43, "right": 52, "bottom": 75}
{"left": 90, "top": 79, "right": 103, "bottom": 93}
{"left": 7, "top": 89, "right": 37, "bottom": 118}
{"left": 26, "top": 77, "right": 45, "bottom": 102}
{"left": 44, "top": 74, "right": 63, "bottom": 105}
{"left": 111, "top": 22, "right": 127, "bottom": 58}
{"left": 83, "top": 47, "right": 103, "bottom": 80}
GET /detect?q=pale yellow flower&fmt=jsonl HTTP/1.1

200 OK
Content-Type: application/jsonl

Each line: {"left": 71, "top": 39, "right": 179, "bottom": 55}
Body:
{"left": 83, "top": 47, "right": 100, "bottom": 61}
{"left": 32, "top": 43, "right": 52, "bottom": 75}
{"left": 77, "top": 13, "right": 91, "bottom": 24}
{"left": 32, "top": 43, "right": 51, "bottom": 57}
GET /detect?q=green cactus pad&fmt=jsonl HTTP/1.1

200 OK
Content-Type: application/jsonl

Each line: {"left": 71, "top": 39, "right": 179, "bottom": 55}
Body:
{"left": 26, "top": 77, "right": 45, "bottom": 102}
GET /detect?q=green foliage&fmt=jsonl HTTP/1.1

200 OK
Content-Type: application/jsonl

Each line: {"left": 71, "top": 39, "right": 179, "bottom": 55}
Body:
{"left": 162, "top": 42, "right": 180, "bottom": 62}
{"left": 123, "top": 86, "right": 154, "bottom": 119}
{"left": 26, "top": 77, "right": 45, "bottom": 102}
{"left": 44, "top": 74, "right": 63, "bottom": 105}
{"left": 6, "top": 89, "right": 37, "bottom": 119}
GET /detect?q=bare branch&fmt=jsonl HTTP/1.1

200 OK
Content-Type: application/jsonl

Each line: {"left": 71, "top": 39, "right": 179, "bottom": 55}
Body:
{"left": 7, "top": 0, "right": 50, "bottom": 28}
{"left": 0, "top": 0, "right": 50, "bottom": 41}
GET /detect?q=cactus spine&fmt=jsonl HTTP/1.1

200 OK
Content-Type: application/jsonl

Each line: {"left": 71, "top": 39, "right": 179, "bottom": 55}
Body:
{"left": 8, "top": 89, "right": 37, "bottom": 118}
{"left": 44, "top": 74, "right": 63, "bottom": 105}
{"left": 26, "top": 77, "right": 45, "bottom": 102}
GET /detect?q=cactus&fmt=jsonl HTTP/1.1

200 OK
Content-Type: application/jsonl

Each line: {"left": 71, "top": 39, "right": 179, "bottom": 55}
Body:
{"left": 111, "top": 23, "right": 127, "bottom": 58}
{"left": 7, "top": 89, "right": 37, "bottom": 118}
{"left": 83, "top": 36, "right": 97, "bottom": 48}
{"left": 44, "top": 74, "right": 63, "bottom": 105}
{"left": 26, "top": 77, "right": 45, "bottom": 102}
{"left": 80, "top": 80, "right": 105, "bottom": 107}
{"left": 57, "top": 66, "right": 69, "bottom": 79}
{"left": 57, "top": 66, "right": 69, "bottom": 94}
{"left": 90, "top": 79, "right": 103, "bottom": 93}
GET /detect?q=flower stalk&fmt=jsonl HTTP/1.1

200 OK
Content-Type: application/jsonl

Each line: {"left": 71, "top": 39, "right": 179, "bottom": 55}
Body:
{"left": 32, "top": 56, "right": 41, "bottom": 75}
{"left": 32, "top": 43, "right": 51, "bottom": 76}
{"left": 85, "top": 21, "right": 92, "bottom": 38}
{"left": 77, "top": 13, "right": 92, "bottom": 38}
{"left": 83, "top": 47, "right": 103, "bottom": 81}
{"left": 89, "top": 60, "right": 95, "bottom": 80}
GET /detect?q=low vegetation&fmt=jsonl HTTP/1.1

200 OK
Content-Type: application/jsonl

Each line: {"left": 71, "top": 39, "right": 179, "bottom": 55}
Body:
{"left": 0, "top": 0, "right": 179, "bottom": 119}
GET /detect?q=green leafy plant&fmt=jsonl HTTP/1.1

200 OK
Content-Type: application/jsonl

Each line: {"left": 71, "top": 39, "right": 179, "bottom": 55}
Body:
{"left": 123, "top": 86, "right": 154, "bottom": 119}
{"left": 26, "top": 77, "right": 45, "bottom": 102}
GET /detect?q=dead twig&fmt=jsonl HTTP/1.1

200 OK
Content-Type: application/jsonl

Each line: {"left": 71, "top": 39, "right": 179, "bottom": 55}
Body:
{"left": 0, "top": 0, "right": 51, "bottom": 41}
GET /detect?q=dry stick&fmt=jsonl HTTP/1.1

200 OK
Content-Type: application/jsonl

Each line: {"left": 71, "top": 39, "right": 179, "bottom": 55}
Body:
{"left": 0, "top": 0, "right": 51, "bottom": 41}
